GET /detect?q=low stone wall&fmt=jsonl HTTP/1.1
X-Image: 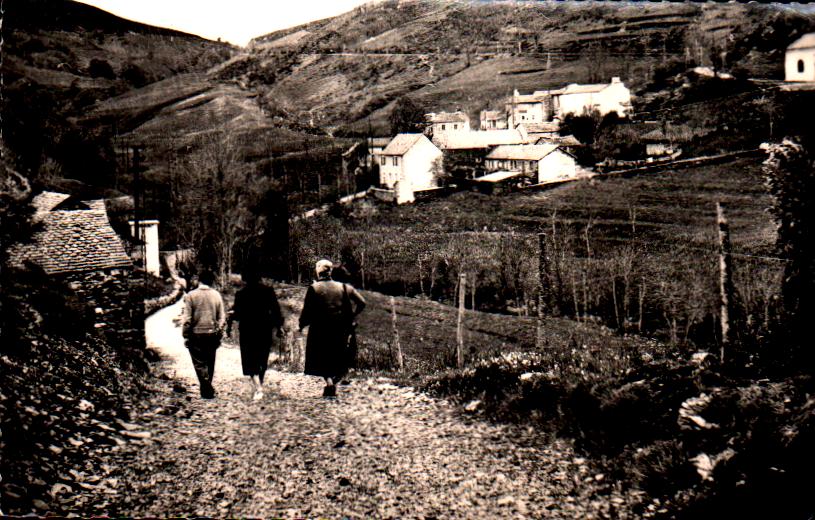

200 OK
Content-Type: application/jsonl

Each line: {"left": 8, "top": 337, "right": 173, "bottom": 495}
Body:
{"left": 64, "top": 269, "right": 146, "bottom": 350}
{"left": 144, "top": 277, "right": 184, "bottom": 317}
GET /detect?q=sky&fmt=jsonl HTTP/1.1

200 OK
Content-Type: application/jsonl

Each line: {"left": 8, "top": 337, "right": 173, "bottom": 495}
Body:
{"left": 75, "top": 0, "right": 372, "bottom": 47}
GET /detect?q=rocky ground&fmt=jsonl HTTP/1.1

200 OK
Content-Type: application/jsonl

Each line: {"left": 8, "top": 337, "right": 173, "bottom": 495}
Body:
{"left": 70, "top": 300, "right": 643, "bottom": 519}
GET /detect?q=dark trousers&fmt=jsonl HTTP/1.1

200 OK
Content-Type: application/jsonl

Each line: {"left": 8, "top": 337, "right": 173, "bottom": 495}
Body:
{"left": 186, "top": 333, "right": 220, "bottom": 398}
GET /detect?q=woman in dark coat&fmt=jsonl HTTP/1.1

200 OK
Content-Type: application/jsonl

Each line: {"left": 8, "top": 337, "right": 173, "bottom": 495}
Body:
{"left": 299, "top": 259, "right": 366, "bottom": 397}
{"left": 228, "top": 269, "right": 284, "bottom": 400}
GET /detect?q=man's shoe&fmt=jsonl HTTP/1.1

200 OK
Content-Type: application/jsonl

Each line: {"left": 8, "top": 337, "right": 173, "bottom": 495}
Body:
{"left": 322, "top": 385, "right": 337, "bottom": 398}
{"left": 252, "top": 390, "right": 264, "bottom": 401}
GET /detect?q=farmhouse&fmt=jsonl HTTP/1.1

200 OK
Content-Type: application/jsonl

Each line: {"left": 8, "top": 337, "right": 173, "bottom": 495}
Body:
{"left": 550, "top": 77, "right": 632, "bottom": 118}
{"left": 480, "top": 110, "right": 508, "bottom": 130}
{"left": 785, "top": 33, "right": 815, "bottom": 82}
{"left": 425, "top": 111, "right": 471, "bottom": 135}
{"left": 378, "top": 133, "right": 443, "bottom": 204}
{"left": 433, "top": 128, "right": 529, "bottom": 179}
{"left": 6, "top": 191, "right": 146, "bottom": 347}
{"left": 485, "top": 144, "right": 577, "bottom": 184}
{"left": 506, "top": 77, "right": 632, "bottom": 124}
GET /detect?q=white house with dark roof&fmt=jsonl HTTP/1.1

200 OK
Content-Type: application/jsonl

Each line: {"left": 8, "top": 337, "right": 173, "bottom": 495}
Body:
{"left": 425, "top": 111, "right": 471, "bottom": 135}
{"left": 378, "top": 133, "right": 443, "bottom": 204}
{"left": 485, "top": 144, "right": 577, "bottom": 184}
{"left": 786, "top": 33, "right": 815, "bottom": 82}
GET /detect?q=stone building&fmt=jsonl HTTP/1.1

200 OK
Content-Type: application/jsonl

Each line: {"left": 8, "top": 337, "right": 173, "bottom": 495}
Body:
{"left": 7, "top": 192, "right": 145, "bottom": 348}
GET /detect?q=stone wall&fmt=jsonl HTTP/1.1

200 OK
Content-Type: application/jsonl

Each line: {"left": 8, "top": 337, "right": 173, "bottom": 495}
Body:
{"left": 64, "top": 269, "right": 145, "bottom": 350}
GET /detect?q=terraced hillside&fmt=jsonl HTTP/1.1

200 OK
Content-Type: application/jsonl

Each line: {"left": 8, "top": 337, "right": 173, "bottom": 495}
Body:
{"left": 239, "top": 1, "right": 815, "bottom": 134}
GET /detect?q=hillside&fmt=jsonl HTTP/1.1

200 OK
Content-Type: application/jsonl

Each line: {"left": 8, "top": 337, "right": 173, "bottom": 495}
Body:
{"left": 1, "top": 0, "right": 236, "bottom": 188}
{"left": 238, "top": 0, "right": 815, "bottom": 135}
{"left": 6, "top": 0, "right": 813, "bottom": 201}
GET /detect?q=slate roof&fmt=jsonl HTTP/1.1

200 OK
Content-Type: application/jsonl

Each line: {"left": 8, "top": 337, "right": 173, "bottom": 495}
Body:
{"left": 381, "top": 133, "right": 424, "bottom": 155}
{"left": 426, "top": 111, "right": 470, "bottom": 123}
{"left": 32, "top": 192, "right": 71, "bottom": 214}
{"left": 511, "top": 91, "right": 549, "bottom": 103}
{"left": 433, "top": 129, "right": 528, "bottom": 150}
{"left": 369, "top": 137, "right": 393, "bottom": 148}
{"left": 487, "top": 144, "right": 561, "bottom": 161}
{"left": 518, "top": 122, "right": 560, "bottom": 134}
{"left": 789, "top": 33, "right": 815, "bottom": 51}
{"left": 7, "top": 191, "right": 133, "bottom": 275}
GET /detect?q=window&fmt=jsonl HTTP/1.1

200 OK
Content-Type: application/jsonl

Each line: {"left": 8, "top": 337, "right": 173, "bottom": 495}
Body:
{"left": 381, "top": 156, "right": 386, "bottom": 166}
{"left": 453, "top": 124, "right": 458, "bottom": 130}
{"left": 441, "top": 124, "right": 446, "bottom": 130}
{"left": 799, "top": 59, "right": 805, "bottom": 73}
{"left": 393, "top": 156, "right": 399, "bottom": 166}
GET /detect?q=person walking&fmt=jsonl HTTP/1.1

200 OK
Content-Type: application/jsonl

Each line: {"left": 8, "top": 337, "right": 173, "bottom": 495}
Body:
{"left": 299, "top": 259, "right": 366, "bottom": 398}
{"left": 181, "top": 270, "right": 226, "bottom": 399}
{"left": 227, "top": 267, "right": 285, "bottom": 401}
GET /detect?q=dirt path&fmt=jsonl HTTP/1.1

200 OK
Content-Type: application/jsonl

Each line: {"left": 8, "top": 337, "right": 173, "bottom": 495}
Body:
{"left": 99, "top": 300, "right": 635, "bottom": 519}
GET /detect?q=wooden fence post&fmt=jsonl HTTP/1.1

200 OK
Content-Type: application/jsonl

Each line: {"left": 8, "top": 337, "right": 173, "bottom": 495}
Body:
{"left": 456, "top": 273, "right": 466, "bottom": 368}
{"left": 390, "top": 296, "right": 404, "bottom": 371}
{"left": 537, "top": 232, "right": 550, "bottom": 348}
{"left": 716, "top": 202, "right": 735, "bottom": 364}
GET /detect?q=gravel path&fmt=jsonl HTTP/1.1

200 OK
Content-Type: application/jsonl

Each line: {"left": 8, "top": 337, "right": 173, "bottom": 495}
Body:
{"left": 102, "top": 300, "right": 636, "bottom": 519}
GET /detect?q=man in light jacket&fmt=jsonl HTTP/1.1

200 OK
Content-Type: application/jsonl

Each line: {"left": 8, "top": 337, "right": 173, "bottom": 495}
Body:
{"left": 181, "top": 270, "right": 226, "bottom": 399}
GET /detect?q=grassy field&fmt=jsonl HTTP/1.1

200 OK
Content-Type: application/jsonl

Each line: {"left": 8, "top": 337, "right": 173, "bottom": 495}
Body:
{"left": 293, "top": 156, "right": 780, "bottom": 345}
{"left": 267, "top": 284, "right": 657, "bottom": 377}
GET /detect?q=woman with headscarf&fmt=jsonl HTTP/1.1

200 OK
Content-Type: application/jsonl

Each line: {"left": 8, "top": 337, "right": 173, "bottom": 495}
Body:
{"left": 298, "top": 259, "right": 366, "bottom": 397}
{"left": 227, "top": 267, "right": 284, "bottom": 400}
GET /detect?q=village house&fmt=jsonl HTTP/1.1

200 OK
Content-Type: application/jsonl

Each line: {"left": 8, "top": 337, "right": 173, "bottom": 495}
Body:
{"left": 485, "top": 144, "right": 578, "bottom": 184}
{"left": 378, "top": 133, "right": 443, "bottom": 204}
{"left": 425, "top": 111, "right": 471, "bottom": 135}
{"left": 432, "top": 128, "right": 529, "bottom": 179}
{"left": 550, "top": 77, "right": 632, "bottom": 118}
{"left": 785, "top": 33, "right": 815, "bottom": 82}
{"left": 507, "top": 78, "right": 632, "bottom": 124}
{"left": 479, "top": 110, "right": 508, "bottom": 130}
{"left": 6, "top": 191, "right": 147, "bottom": 348}
{"left": 506, "top": 90, "right": 552, "bottom": 127}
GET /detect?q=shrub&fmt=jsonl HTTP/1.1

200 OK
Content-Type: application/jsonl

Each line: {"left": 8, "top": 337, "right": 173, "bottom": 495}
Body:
{"left": 88, "top": 58, "right": 115, "bottom": 79}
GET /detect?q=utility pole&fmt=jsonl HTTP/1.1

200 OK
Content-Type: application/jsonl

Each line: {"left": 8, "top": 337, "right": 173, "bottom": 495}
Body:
{"left": 716, "top": 202, "right": 735, "bottom": 364}
{"left": 456, "top": 273, "right": 466, "bottom": 368}
{"left": 390, "top": 296, "right": 404, "bottom": 371}
{"left": 537, "top": 232, "right": 550, "bottom": 349}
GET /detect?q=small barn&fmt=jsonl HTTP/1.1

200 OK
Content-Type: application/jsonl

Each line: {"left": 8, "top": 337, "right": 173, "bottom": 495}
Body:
{"left": 485, "top": 144, "right": 578, "bottom": 184}
{"left": 472, "top": 170, "right": 527, "bottom": 194}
